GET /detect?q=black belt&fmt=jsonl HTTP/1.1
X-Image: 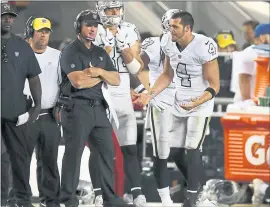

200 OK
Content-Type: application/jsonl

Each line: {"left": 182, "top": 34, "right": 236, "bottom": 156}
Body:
{"left": 73, "top": 97, "right": 103, "bottom": 107}
{"left": 40, "top": 108, "right": 53, "bottom": 114}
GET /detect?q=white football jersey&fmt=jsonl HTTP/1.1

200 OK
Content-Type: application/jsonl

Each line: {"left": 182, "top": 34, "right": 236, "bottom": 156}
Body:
{"left": 141, "top": 36, "right": 175, "bottom": 103}
{"left": 94, "top": 21, "right": 140, "bottom": 95}
{"left": 162, "top": 33, "right": 218, "bottom": 116}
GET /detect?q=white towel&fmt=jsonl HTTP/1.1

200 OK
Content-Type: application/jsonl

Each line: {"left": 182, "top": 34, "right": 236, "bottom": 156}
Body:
{"left": 230, "top": 51, "right": 243, "bottom": 94}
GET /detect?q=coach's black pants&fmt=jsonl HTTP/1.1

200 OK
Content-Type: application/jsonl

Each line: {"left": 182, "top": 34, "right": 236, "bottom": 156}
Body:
{"left": 1, "top": 120, "right": 37, "bottom": 206}
{"left": 60, "top": 100, "right": 124, "bottom": 207}
{"left": 1, "top": 134, "right": 10, "bottom": 205}
{"left": 33, "top": 112, "right": 61, "bottom": 205}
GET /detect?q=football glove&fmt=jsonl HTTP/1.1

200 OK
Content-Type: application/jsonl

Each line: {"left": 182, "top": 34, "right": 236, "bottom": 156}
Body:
{"left": 150, "top": 98, "right": 168, "bottom": 111}
{"left": 100, "top": 28, "right": 115, "bottom": 47}
{"left": 116, "top": 27, "right": 129, "bottom": 51}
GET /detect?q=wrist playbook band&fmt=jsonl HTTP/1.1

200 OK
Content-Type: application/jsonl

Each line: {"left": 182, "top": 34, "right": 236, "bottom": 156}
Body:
{"left": 134, "top": 84, "right": 146, "bottom": 93}
{"left": 205, "top": 87, "right": 216, "bottom": 99}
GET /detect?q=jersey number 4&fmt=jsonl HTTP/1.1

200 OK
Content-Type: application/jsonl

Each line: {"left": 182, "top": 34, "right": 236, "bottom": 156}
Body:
{"left": 176, "top": 63, "right": 191, "bottom": 87}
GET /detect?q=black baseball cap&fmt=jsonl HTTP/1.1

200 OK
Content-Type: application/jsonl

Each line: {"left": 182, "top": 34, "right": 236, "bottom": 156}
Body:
{"left": 79, "top": 10, "right": 102, "bottom": 25}
{"left": 1, "top": 2, "right": 17, "bottom": 17}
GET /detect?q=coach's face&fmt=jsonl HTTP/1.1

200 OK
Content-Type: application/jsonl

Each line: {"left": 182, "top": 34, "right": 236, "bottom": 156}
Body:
{"left": 32, "top": 28, "right": 51, "bottom": 48}
{"left": 170, "top": 18, "right": 187, "bottom": 42}
{"left": 81, "top": 22, "right": 98, "bottom": 40}
{"left": 1, "top": 14, "right": 15, "bottom": 34}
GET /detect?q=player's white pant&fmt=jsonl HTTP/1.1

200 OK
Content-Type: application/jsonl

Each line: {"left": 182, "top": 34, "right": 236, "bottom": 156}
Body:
{"left": 111, "top": 94, "right": 137, "bottom": 146}
{"left": 168, "top": 114, "right": 211, "bottom": 150}
{"left": 149, "top": 107, "right": 172, "bottom": 159}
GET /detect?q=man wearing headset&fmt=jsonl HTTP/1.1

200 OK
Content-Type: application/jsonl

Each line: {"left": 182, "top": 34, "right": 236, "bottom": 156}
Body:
{"left": 59, "top": 10, "right": 132, "bottom": 207}
{"left": 23, "top": 17, "right": 62, "bottom": 207}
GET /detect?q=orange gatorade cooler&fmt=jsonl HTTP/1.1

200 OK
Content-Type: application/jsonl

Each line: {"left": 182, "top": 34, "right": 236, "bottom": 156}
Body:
{"left": 221, "top": 104, "right": 270, "bottom": 182}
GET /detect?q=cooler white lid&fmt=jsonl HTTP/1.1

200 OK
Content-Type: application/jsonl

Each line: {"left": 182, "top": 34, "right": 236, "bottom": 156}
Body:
{"left": 226, "top": 104, "right": 270, "bottom": 115}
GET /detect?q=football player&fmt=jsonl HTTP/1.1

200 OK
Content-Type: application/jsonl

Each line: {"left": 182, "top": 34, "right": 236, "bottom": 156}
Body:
{"left": 134, "top": 11, "right": 220, "bottom": 207}
{"left": 139, "top": 9, "right": 179, "bottom": 206}
{"left": 90, "top": 1, "right": 147, "bottom": 207}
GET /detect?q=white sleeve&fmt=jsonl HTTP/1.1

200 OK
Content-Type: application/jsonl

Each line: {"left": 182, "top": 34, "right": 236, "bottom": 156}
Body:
{"left": 141, "top": 37, "right": 156, "bottom": 63}
{"left": 198, "top": 38, "right": 218, "bottom": 64}
{"left": 238, "top": 48, "right": 257, "bottom": 75}
{"left": 127, "top": 24, "right": 140, "bottom": 46}
{"left": 231, "top": 51, "right": 243, "bottom": 93}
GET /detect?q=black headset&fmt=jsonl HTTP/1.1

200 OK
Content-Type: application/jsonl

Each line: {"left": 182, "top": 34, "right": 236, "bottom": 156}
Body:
{"left": 24, "top": 16, "right": 36, "bottom": 38}
{"left": 74, "top": 10, "right": 89, "bottom": 34}
{"left": 74, "top": 10, "right": 101, "bottom": 34}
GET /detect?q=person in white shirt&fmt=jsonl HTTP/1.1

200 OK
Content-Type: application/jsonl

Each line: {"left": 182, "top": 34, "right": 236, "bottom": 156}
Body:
{"left": 139, "top": 9, "right": 179, "bottom": 206}
{"left": 24, "top": 17, "right": 61, "bottom": 207}
{"left": 234, "top": 23, "right": 270, "bottom": 104}
{"left": 91, "top": 2, "right": 147, "bottom": 207}
{"left": 134, "top": 11, "right": 220, "bottom": 207}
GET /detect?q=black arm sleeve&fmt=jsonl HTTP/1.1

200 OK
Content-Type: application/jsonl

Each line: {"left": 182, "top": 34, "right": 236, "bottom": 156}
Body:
{"left": 25, "top": 43, "right": 42, "bottom": 107}
{"left": 28, "top": 76, "right": 42, "bottom": 108}
{"left": 60, "top": 47, "right": 82, "bottom": 75}
{"left": 26, "top": 45, "right": 41, "bottom": 78}
{"left": 130, "top": 73, "right": 142, "bottom": 89}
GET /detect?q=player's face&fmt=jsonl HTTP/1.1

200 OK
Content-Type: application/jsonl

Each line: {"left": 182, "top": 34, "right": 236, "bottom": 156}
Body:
{"left": 170, "top": 18, "right": 187, "bottom": 42}
{"left": 1, "top": 14, "right": 15, "bottom": 34}
{"left": 243, "top": 25, "right": 254, "bottom": 43}
{"left": 254, "top": 35, "right": 268, "bottom": 45}
{"left": 81, "top": 23, "right": 98, "bottom": 40}
{"left": 32, "top": 28, "right": 51, "bottom": 48}
{"left": 104, "top": 7, "right": 121, "bottom": 16}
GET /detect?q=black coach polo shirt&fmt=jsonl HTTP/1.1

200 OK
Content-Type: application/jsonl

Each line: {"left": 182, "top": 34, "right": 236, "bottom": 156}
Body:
{"left": 60, "top": 38, "right": 116, "bottom": 100}
{"left": 1, "top": 34, "right": 41, "bottom": 121}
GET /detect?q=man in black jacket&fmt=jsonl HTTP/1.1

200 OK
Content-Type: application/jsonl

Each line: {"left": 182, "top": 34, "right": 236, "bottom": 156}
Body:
{"left": 1, "top": 2, "right": 42, "bottom": 206}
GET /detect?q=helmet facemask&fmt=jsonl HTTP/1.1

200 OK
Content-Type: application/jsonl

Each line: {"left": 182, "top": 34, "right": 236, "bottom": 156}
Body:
{"left": 96, "top": 1, "right": 124, "bottom": 26}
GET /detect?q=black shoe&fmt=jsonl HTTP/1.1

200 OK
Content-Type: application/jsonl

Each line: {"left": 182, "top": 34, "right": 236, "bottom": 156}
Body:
{"left": 187, "top": 191, "right": 198, "bottom": 207}
{"left": 183, "top": 198, "right": 192, "bottom": 207}
{"left": 10, "top": 204, "right": 34, "bottom": 207}
{"left": 40, "top": 202, "right": 60, "bottom": 207}
{"left": 39, "top": 202, "right": 46, "bottom": 207}
{"left": 103, "top": 198, "right": 135, "bottom": 207}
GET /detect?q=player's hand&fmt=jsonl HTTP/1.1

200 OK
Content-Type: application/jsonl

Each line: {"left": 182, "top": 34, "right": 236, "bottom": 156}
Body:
{"left": 179, "top": 97, "right": 200, "bottom": 111}
{"left": 130, "top": 89, "right": 138, "bottom": 101}
{"left": 116, "top": 27, "right": 129, "bottom": 51}
{"left": 133, "top": 92, "right": 152, "bottom": 107}
{"left": 100, "top": 28, "right": 115, "bottom": 47}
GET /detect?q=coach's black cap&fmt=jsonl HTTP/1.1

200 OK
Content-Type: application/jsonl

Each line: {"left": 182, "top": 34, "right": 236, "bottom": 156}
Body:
{"left": 78, "top": 10, "right": 102, "bottom": 25}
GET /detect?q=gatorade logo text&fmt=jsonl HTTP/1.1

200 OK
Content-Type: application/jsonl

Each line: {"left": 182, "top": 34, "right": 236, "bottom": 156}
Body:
{"left": 245, "top": 135, "right": 270, "bottom": 166}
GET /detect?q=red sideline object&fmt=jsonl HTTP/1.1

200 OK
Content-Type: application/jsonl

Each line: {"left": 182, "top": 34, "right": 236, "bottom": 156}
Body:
{"left": 86, "top": 131, "right": 124, "bottom": 196}
{"left": 112, "top": 130, "right": 124, "bottom": 197}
